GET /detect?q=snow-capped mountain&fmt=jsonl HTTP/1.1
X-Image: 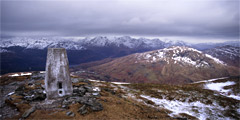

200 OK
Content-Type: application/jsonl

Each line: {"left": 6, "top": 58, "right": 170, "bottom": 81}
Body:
{"left": 204, "top": 45, "right": 240, "bottom": 67}
{"left": 0, "top": 37, "right": 85, "bottom": 50}
{"left": 86, "top": 46, "right": 239, "bottom": 84}
{"left": 0, "top": 36, "right": 186, "bottom": 51}
{"left": 1, "top": 36, "right": 239, "bottom": 52}
{"left": 136, "top": 46, "right": 225, "bottom": 67}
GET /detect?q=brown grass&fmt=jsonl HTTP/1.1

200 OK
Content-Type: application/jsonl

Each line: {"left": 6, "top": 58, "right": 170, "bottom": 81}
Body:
{"left": 0, "top": 75, "right": 29, "bottom": 85}
{"left": 24, "top": 87, "right": 174, "bottom": 120}
{"left": 7, "top": 80, "right": 174, "bottom": 120}
{"left": 73, "top": 82, "right": 87, "bottom": 86}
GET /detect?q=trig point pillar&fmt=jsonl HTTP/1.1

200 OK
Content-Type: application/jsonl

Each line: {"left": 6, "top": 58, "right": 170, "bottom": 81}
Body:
{"left": 44, "top": 48, "right": 73, "bottom": 99}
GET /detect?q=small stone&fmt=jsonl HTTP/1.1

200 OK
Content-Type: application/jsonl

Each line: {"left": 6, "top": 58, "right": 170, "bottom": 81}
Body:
{"left": 90, "top": 102, "right": 103, "bottom": 111}
{"left": 79, "top": 87, "right": 87, "bottom": 94}
{"left": 15, "top": 85, "right": 26, "bottom": 95}
{"left": 78, "top": 105, "right": 88, "bottom": 115}
{"left": 81, "top": 109, "right": 88, "bottom": 115}
{"left": 62, "top": 104, "right": 68, "bottom": 108}
{"left": 92, "top": 92, "right": 99, "bottom": 96}
{"left": 22, "top": 106, "right": 36, "bottom": 118}
{"left": 84, "top": 86, "right": 93, "bottom": 92}
{"left": 84, "top": 92, "right": 92, "bottom": 97}
{"left": 66, "top": 111, "right": 75, "bottom": 117}
{"left": 71, "top": 78, "right": 79, "bottom": 83}
{"left": 85, "top": 98, "right": 103, "bottom": 111}
{"left": 28, "top": 83, "right": 34, "bottom": 86}
{"left": 76, "top": 97, "right": 88, "bottom": 103}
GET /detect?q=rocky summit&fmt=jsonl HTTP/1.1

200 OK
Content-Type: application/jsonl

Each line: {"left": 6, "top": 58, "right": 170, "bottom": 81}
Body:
{"left": 0, "top": 71, "right": 103, "bottom": 119}
{"left": 0, "top": 71, "right": 239, "bottom": 119}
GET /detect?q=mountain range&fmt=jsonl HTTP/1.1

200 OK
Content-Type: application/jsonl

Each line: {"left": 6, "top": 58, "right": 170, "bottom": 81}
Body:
{"left": 0, "top": 36, "right": 239, "bottom": 74}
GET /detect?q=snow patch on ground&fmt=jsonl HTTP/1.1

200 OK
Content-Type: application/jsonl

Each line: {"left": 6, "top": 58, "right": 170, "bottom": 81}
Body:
{"left": 88, "top": 79, "right": 105, "bottom": 83}
{"left": 9, "top": 72, "right": 32, "bottom": 77}
{"left": 228, "top": 95, "right": 240, "bottom": 100}
{"left": 111, "top": 82, "right": 130, "bottom": 85}
{"left": 141, "top": 95, "right": 229, "bottom": 120}
{"left": 204, "top": 81, "right": 240, "bottom": 100}
{"left": 193, "top": 77, "right": 229, "bottom": 84}
{"left": 204, "top": 81, "right": 235, "bottom": 92}
{"left": 93, "top": 87, "right": 101, "bottom": 92}
{"left": 9, "top": 74, "right": 20, "bottom": 77}
{"left": 20, "top": 72, "right": 32, "bottom": 76}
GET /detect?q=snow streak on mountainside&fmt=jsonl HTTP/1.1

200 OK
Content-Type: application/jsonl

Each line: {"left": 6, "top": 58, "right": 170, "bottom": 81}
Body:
{"left": 136, "top": 46, "right": 225, "bottom": 67}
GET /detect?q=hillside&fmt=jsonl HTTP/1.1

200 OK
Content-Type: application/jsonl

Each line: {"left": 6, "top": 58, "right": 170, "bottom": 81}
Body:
{"left": 0, "top": 71, "right": 239, "bottom": 119}
{"left": 82, "top": 46, "right": 239, "bottom": 84}
{"left": 204, "top": 45, "right": 240, "bottom": 67}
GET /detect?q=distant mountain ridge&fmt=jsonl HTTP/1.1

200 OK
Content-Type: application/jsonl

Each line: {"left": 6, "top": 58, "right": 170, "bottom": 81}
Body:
{"left": 1, "top": 36, "right": 239, "bottom": 74}
{"left": 0, "top": 36, "right": 187, "bottom": 51}
{"left": 1, "top": 36, "right": 238, "bottom": 52}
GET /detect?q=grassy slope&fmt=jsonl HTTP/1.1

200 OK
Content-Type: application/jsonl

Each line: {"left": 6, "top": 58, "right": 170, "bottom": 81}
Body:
{"left": 2, "top": 72, "right": 239, "bottom": 119}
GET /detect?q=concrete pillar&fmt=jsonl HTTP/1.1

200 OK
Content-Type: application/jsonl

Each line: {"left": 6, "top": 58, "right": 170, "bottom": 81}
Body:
{"left": 44, "top": 48, "right": 73, "bottom": 99}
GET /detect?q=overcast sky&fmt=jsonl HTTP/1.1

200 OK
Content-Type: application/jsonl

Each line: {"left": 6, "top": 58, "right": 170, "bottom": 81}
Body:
{"left": 1, "top": 0, "right": 239, "bottom": 43}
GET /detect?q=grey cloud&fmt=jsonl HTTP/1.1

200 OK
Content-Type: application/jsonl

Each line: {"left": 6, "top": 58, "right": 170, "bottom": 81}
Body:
{"left": 1, "top": 0, "right": 239, "bottom": 42}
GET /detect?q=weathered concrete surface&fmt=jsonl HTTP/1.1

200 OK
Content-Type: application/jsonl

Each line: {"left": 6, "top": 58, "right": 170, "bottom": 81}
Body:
{"left": 45, "top": 48, "right": 73, "bottom": 99}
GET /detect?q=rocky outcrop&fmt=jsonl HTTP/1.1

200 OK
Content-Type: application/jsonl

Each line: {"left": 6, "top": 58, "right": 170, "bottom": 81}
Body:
{"left": 2, "top": 71, "right": 103, "bottom": 119}
{"left": 62, "top": 78, "right": 103, "bottom": 114}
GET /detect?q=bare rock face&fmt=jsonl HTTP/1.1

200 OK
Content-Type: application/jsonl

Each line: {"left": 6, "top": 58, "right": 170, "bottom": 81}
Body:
{"left": 45, "top": 48, "right": 73, "bottom": 99}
